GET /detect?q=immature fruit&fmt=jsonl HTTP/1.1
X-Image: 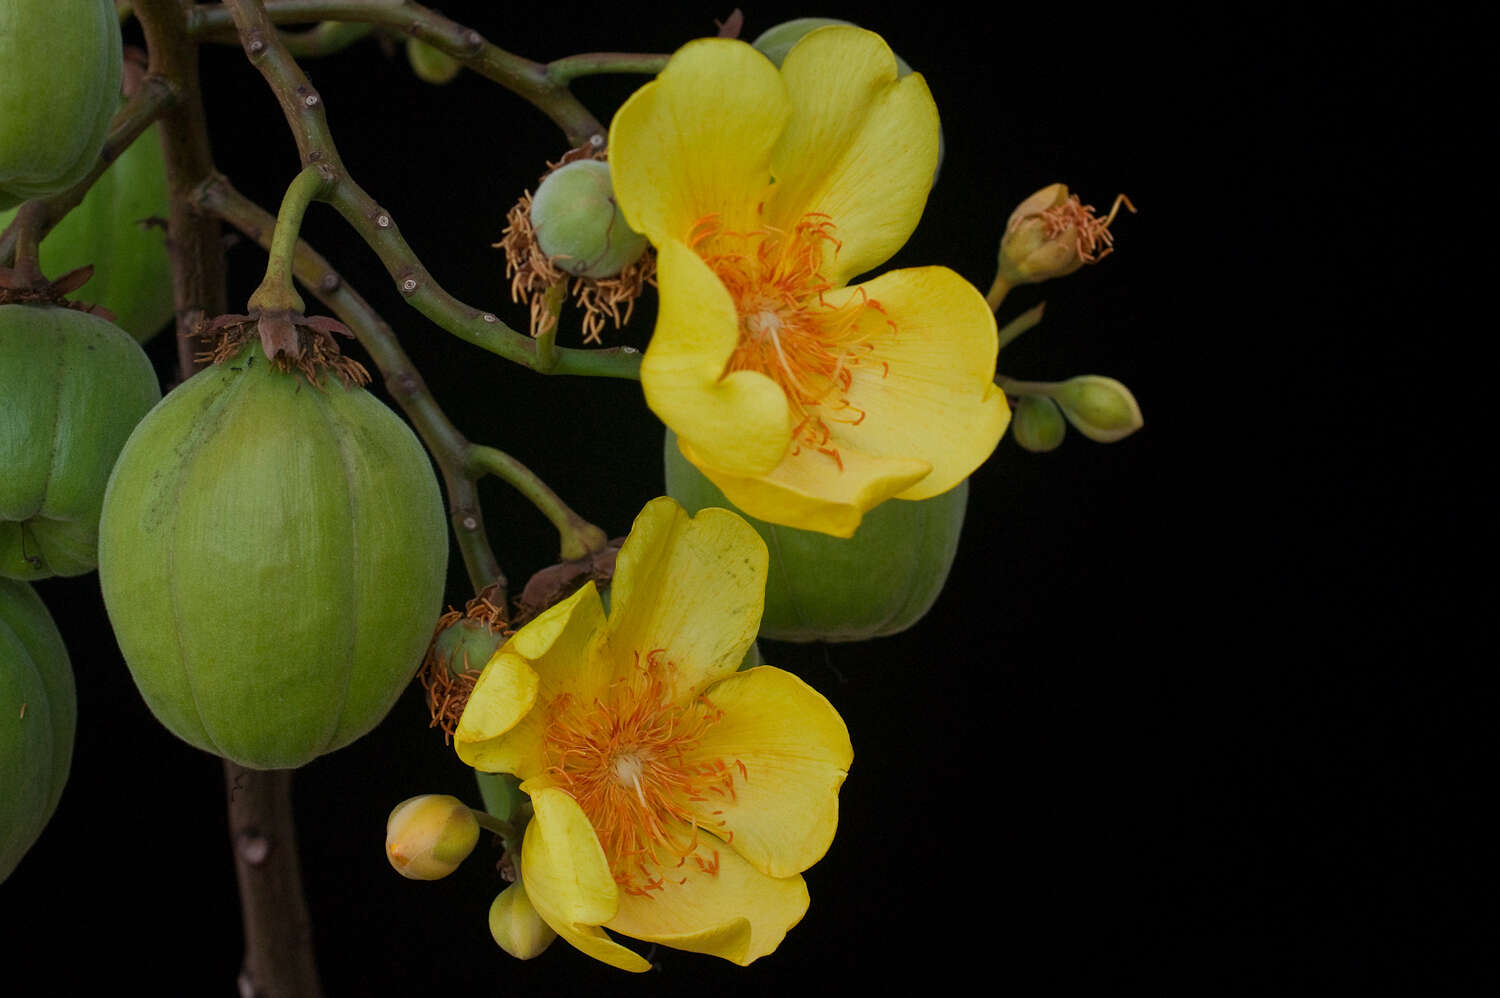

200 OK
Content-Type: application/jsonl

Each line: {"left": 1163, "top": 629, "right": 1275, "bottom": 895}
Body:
{"left": 0, "top": 578, "right": 76, "bottom": 884}
{"left": 98, "top": 340, "right": 448, "bottom": 769}
{"left": 530, "top": 160, "right": 647, "bottom": 279}
{"left": 0, "top": 126, "right": 173, "bottom": 342}
{"left": 406, "top": 39, "right": 462, "bottom": 84}
{"left": 0, "top": 304, "right": 161, "bottom": 580}
{"left": 665, "top": 431, "right": 967, "bottom": 642}
{"left": 0, "top": 2, "right": 124, "bottom": 210}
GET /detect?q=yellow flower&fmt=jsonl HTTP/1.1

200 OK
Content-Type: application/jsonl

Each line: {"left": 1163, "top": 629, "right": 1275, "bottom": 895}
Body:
{"left": 609, "top": 28, "right": 1010, "bottom": 538}
{"left": 454, "top": 498, "right": 853, "bottom": 971}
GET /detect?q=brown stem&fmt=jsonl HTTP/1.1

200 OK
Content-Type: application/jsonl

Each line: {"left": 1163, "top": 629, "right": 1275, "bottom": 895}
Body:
{"left": 224, "top": 764, "right": 323, "bottom": 998}
{"left": 132, "top": 4, "right": 322, "bottom": 997}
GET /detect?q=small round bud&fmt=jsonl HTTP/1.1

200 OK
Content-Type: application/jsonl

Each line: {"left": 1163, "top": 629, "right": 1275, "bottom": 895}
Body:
{"left": 1011, "top": 395, "right": 1067, "bottom": 452}
{"left": 529, "top": 160, "right": 647, "bottom": 279}
{"left": 488, "top": 882, "right": 557, "bottom": 960}
{"left": 1052, "top": 376, "right": 1144, "bottom": 443}
{"left": 432, "top": 616, "right": 504, "bottom": 677}
{"left": 385, "top": 794, "right": 480, "bottom": 880}
{"left": 406, "top": 39, "right": 462, "bottom": 85}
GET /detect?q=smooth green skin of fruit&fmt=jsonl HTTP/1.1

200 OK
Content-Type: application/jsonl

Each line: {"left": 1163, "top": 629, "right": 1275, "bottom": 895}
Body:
{"left": 664, "top": 430, "right": 968, "bottom": 643}
{"left": 0, "top": 125, "right": 174, "bottom": 343}
{"left": 0, "top": 578, "right": 76, "bottom": 884}
{"left": 530, "top": 160, "right": 647, "bottom": 279}
{"left": 98, "top": 341, "right": 449, "bottom": 769}
{"left": 0, "top": 305, "right": 161, "bottom": 580}
{"left": 0, "top": 2, "right": 123, "bottom": 210}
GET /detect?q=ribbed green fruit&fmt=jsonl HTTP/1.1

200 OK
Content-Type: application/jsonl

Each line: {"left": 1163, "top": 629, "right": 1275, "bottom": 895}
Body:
{"left": 0, "top": 578, "right": 76, "bottom": 883}
{"left": 0, "top": 1, "right": 123, "bottom": 210}
{"left": 664, "top": 431, "right": 968, "bottom": 643}
{"left": 98, "top": 340, "right": 449, "bottom": 769}
{"left": 0, "top": 304, "right": 161, "bottom": 580}
{"left": 0, "top": 125, "right": 173, "bottom": 342}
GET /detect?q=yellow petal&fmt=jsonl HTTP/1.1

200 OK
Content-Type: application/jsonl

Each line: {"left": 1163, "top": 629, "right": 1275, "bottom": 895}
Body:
{"left": 824, "top": 266, "right": 1010, "bottom": 499}
{"left": 520, "top": 784, "right": 650, "bottom": 973}
{"left": 608, "top": 38, "right": 788, "bottom": 244}
{"left": 683, "top": 434, "right": 930, "bottom": 538}
{"left": 687, "top": 667, "right": 852, "bottom": 878}
{"left": 488, "top": 882, "right": 557, "bottom": 960}
{"left": 520, "top": 783, "right": 618, "bottom": 926}
{"left": 640, "top": 239, "right": 792, "bottom": 476}
{"left": 606, "top": 820, "right": 811, "bottom": 966}
{"left": 767, "top": 27, "right": 940, "bottom": 286}
{"left": 607, "top": 498, "right": 766, "bottom": 701}
{"left": 455, "top": 583, "right": 612, "bottom": 776}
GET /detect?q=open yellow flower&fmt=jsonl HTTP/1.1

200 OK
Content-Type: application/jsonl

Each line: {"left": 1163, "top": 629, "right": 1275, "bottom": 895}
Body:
{"left": 610, "top": 28, "right": 1010, "bottom": 537}
{"left": 454, "top": 498, "right": 852, "bottom": 971}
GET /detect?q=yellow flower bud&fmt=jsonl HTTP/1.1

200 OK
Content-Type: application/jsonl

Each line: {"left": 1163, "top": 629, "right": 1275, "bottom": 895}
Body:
{"left": 384, "top": 794, "right": 479, "bottom": 880}
{"left": 1052, "top": 376, "right": 1143, "bottom": 443}
{"left": 996, "top": 184, "right": 1135, "bottom": 286}
{"left": 1011, "top": 394, "right": 1066, "bottom": 452}
{"left": 488, "top": 882, "right": 557, "bottom": 960}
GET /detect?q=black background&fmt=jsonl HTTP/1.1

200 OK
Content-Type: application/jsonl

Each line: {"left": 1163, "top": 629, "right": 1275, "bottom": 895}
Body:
{"left": 3, "top": 2, "right": 1479, "bottom": 994}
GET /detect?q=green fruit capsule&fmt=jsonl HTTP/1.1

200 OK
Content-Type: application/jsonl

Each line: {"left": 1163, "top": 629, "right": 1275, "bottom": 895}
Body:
{"left": 0, "top": 304, "right": 161, "bottom": 580}
{"left": 1, "top": 578, "right": 76, "bottom": 883}
{"left": 664, "top": 431, "right": 967, "bottom": 643}
{"left": 0, "top": 125, "right": 174, "bottom": 343}
{"left": 98, "top": 340, "right": 449, "bottom": 769}
{"left": 530, "top": 160, "right": 647, "bottom": 279}
{"left": 0, "top": 1, "right": 124, "bottom": 210}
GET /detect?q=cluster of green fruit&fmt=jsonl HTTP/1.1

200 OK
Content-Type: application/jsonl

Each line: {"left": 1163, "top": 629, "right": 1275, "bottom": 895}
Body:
{"left": 2, "top": 3, "right": 447, "bottom": 882}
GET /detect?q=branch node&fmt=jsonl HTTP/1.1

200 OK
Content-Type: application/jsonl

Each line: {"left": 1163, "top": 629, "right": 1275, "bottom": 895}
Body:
{"left": 319, "top": 272, "right": 341, "bottom": 293}
{"left": 374, "top": 211, "right": 392, "bottom": 229}
{"left": 398, "top": 275, "right": 420, "bottom": 296}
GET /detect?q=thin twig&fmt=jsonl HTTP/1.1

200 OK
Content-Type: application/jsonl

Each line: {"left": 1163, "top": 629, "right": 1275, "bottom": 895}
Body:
{"left": 218, "top": 0, "right": 642, "bottom": 380}
{"left": 186, "top": 0, "right": 606, "bottom": 144}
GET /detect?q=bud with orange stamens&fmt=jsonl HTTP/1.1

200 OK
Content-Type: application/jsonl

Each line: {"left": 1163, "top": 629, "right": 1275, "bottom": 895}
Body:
{"left": 996, "top": 184, "right": 1136, "bottom": 288}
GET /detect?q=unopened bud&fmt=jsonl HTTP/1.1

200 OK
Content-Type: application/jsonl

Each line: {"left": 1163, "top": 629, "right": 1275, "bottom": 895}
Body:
{"left": 1052, "top": 376, "right": 1143, "bottom": 443}
{"left": 997, "top": 185, "right": 1134, "bottom": 286}
{"left": 529, "top": 160, "right": 647, "bottom": 279}
{"left": 406, "top": 39, "right": 461, "bottom": 84}
{"left": 432, "top": 616, "right": 504, "bottom": 676}
{"left": 385, "top": 794, "right": 480, "bottom": 880}
{"left": 489, "top": 882, "right": 557, "bottom": 959}
{"left": 1011, "top": 395, "right": 1066, "bottom": 452}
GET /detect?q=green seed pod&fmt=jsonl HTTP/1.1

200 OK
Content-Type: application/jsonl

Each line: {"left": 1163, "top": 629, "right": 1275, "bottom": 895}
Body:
{"left": 0, "top": 578, "right": 76, "bottom": 884}
{"left": 0, "top": 1, "right": 124, "bottom": 210}
{"left": 0, "top": 126, "right": 173, "bottom": 343}
{"left": 97, "top": 340, "right": 448, "bottom": 769}
{"left": 1011, "top": 394, "right": 1067, "bottom": 453}
{"left": 1053, "top": 375, "right": 1144, "bottom": 443}
{"left": 432, "top": 616, "right": 505, "bottom": 677}
{"left": 406, "top": 38, "right": 462, "bottom": 85}
{"left": 0, "top": 305, "right": 161, "bottom": 580}
{"left": 664, "top": 431, "right": 967, "bottom": 642}
{"left": 529, "top": 160, "right": 647, "bottom": 279}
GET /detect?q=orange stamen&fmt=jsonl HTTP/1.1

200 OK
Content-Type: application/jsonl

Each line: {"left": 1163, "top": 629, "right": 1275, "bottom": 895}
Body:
{"left": 1041, "top": 192, "right": 1137, "bottom": 264}
{"left": 542, "top": 649, "right": 741, "bottom": 896}
{"left": 690, "top": 212, "right": 896, "bottom": 469}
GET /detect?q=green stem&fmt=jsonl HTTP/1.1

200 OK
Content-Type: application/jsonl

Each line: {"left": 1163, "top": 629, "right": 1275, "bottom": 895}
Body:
{"left": 188, "top": 0, "right": 605, "bottom": 144}
{"left": 985, "top": 272, "right": 1013, "bottom": 311}
{"left": 994, "top": 375, "right": 1060, "bottom": 398}
{"left": 995, "top": 302, "right": 1046, "bottom": 352}
{"left": 535, "top": 282, "right": 566, "bottom": 371}
{"left": 466, "top": 446, "right": 609, "bottom": 562}
{"left": 191, "top": 172, "right": 507, "bottom": 598}
{"left": 280, "top": 19, "right": 372, "bottom": 56}
{"left": 547, "top": 52, "right": 668, "bottom": 84}
{"left": 0, "top": 78, "right": 178, "bottom": 267}
{"left": 469, "top": 807, "right": 517, "bottom": 843}
{"left": 247, "top": 166, "right": 329, "bottom": 313}
{"left": 220, "top": 0, "right": 640, "bottom": 379}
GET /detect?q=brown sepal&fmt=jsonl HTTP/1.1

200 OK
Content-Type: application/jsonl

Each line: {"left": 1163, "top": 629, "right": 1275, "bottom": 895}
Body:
{"left": 512, "top": 537, "right": 624, "bottom": 628}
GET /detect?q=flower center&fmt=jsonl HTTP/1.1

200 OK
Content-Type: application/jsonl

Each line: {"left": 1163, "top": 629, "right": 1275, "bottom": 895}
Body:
{"left": 541, "top": 649, "right": 741, "bottom": 896}
{"left": 690, "top": 212, "right": 895, "bottom": 468}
